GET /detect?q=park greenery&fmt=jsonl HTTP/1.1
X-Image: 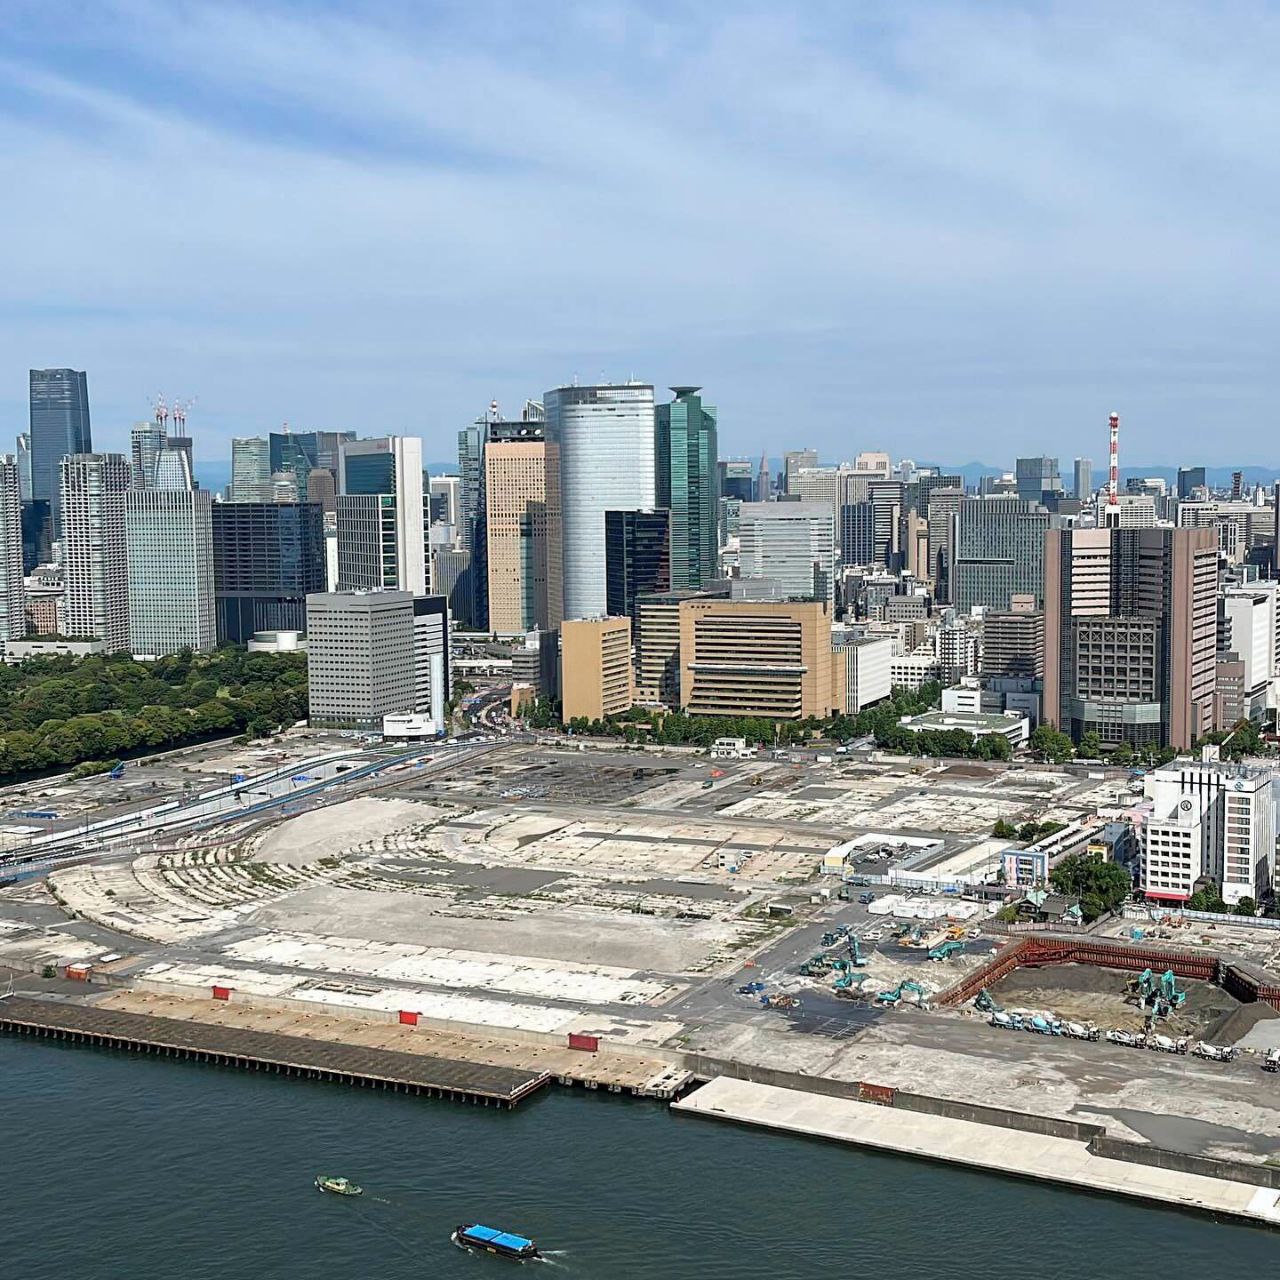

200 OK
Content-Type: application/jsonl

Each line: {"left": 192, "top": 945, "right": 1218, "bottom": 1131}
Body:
{"left": 541, "top": 682, "right": 1008, "bottom": 760}
{"left": 992, "top": 817, "right": 1068, "bottom": 844}
{"left": 1048, "top": 852, "right": 1134, "bottom": 921}
{"left": 0, "top": 648, "right": 308, "bottom": 782}
{"left": 1030, "top": 719, "right": 1272, "bottom": 768}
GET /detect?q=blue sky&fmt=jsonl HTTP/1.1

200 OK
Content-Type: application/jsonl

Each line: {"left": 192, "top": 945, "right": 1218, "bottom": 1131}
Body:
{"left": 3, "top": 1, "right": 1278, "bottom": 467}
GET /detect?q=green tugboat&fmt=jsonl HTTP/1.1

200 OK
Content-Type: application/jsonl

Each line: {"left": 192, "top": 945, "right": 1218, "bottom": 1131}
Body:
{"left": 314, "top": 1175, "right": 363, "bottom": 1197}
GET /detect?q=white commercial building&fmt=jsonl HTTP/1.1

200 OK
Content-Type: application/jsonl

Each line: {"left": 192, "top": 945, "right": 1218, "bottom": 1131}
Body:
{"left": 545, "top": 383, "right": 655, "bottom": 621}
{"left": 833, "top": 633, "right": 892, "bottom": 713}
{"left": 889, "top": 651, "right": 941, "bottom": 691}
{"left": 1221, "top": 584, "right": 1279, "bottom": 717}
{"left": 1142, "top": 749, "right": 1277, "bottom": 905}
{"left": 336, "top": 436, "right": 428, "bottom": 596}
{"left": 0, "top": 455, "right": 26, "bottom": 649}
{"left": 897, "top": 709, "right": 1030, "bottom": 749}
{"left": 306, "top": 591, "right": 449, "bottom": 732}
{"left": 737, "top": 501, "right": 836, "bottom": 608}
{"left": 60, "top": 453, "right": 131, "bottom": 653}
{"left": 126, "top": 454, "right": 215, "bottom": 657}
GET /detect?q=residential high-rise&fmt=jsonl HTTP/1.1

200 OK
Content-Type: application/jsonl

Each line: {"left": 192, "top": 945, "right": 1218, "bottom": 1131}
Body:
{"left": 738, "top": 501, "right": 836, "bottom": 606}
{"left": 1043, "top": 526, "right": 1218, "bottom": 749}
{"left": 212, "top": 501, "right": 326, "bottom": 642}
{"left": 60, "top": 453, "right": 129, "bottom": 652}
{"left": 678, "top": 597, "right": 837, "bottom": 719}
{"left": 19, "top": 500, "right": 51, "bottom": 574}
{"left": 1014, "top": 456, "right": 1061, "bottom": 505}
{"left": 336, "top": 436, "right": 428, "bottom": 595}
{"left": 982, "top": 606, "right": 1045, "bottom": 680}
{"left": 545, "top": 382, "right": 655, "bottom": 621}
{"left": 953, "top": 497, "right": 1051, "bottom": 613}
{"left": 30, "top": 369, "right": 92, "bottom": 536}
{"left": 560, "top": 616, "right": 634, "bottom": 722}
{"left": 16, "top": 434, "right": 32, "bottom": 503}
{"left": 130, "top": 416, "right": 167, "bottom": 489}
{"left": 126, "top": 454, "right": 215, "bottom": 656}
{"left": 604, "top": 509, "right": 671, "bottom": 622}
{"left": 655, "top": 387, "right": 717, "bottom": 590}
{"left": 0, "top": 456, "right": 26, "bottom": 648}
{"left": 1073, "top": 458, "right": 1093, "bottom": 502}
{"left": 230, "top": 437, "right": 271, "bottom": 502}
{"left": 484, "top": 420, "right": 562, "bottom": 633}
{"left": 306, "top": 591, "right": 449, "bottom": 731}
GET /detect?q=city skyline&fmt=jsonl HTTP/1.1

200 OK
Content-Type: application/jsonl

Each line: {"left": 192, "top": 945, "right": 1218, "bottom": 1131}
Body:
{"left": 5, "top": 3, "right": 1280, "bottom": 463}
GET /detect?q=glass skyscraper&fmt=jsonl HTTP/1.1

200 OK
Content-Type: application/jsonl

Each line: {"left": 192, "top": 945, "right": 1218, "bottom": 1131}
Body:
{"left": 545, "top": 382, "right": 655, "bottom": 621}
{"left": 30, "top": 368, "right": 92, "bottom": 536}
{"left": 212, "top": 501, "right": 326, "bottom": 642}
{"left": 655, "top": 387, "right": 717, "bottom": 591}
{"left": 604, "top": 509, "right": 671, "bottom": 621}
{"left": 952, "top": 497, "right": 1050, "bottom": 612}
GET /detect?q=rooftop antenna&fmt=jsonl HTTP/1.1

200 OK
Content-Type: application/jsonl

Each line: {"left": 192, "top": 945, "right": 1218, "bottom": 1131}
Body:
{"left": 1108, "top": 412, "right": 1120, "bottom": 507}
{"left": 488, "top": 399, "right": 501, "bottom": 423}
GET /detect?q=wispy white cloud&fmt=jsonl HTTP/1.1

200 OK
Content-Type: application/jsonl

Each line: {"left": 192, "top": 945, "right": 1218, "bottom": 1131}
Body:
{"left": 1, "top": 0, "right": 1278, "bottom": 464}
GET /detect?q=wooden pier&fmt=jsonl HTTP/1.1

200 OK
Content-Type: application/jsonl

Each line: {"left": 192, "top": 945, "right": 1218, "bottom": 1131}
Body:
{"left": 0, "top": 995, "right": 550, "bottom": 1107}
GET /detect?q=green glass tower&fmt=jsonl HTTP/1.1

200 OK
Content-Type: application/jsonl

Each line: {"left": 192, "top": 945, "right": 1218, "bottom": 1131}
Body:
{"left": 655, "top": 386, "right": 718, "bottom": 590}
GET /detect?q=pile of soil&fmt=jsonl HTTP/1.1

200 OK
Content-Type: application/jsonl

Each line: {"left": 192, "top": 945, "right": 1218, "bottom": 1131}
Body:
{"left": 1204, "top": 999, "right": 1280, "bottom": 1046}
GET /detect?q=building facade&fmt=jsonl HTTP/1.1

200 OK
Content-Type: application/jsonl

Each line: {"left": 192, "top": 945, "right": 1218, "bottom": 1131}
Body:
{"left": 953, "top": 497, "right": 1050, "bottom": 613}
{"left": 560, "top": 616, "right": 633, "bottom": 722}
{"left": 546, "top": 383, "right": 655, "bottom": 621}
{"left": 212, "top": 502, "right": 327, "bottom": 642}
{"left": 1044, "top": 526, "right": 1218, "bottom": 749}
{"left": 126, "top": 483, "right": 215, "bottom": 656}
{"left": 1142, "top": 753, "right": 1277, "bottom": 905}
{"left": 306, "top": 591, "right": 448, "bottom": 731}
{"left": 678, "top": 598, "right": 836, "bottom": 720}
{"left": 229, "top": 437, "right": 271, "bottom": 501}
{"left": 604, "top": 509, "right": 671, "bottom": 622}
{"left": 336, "top": 436, "right": 428, "bottom": 595}
{"left": 60, "top": 453, "right": 129, "bottom": 652}
{"left": 737, "top": 501, "right": 836, "bottom": 607}
{"left": 0, "top": 456, "right": 26, "bottom": 648}
{"left": 484, "top": 421, "right": 562, "bottom": 633}
{"left": 30, "top": 368, "right": 92, "bottom": 537}
{"left": 655, "top": 386, "right": 718, "bottom": 590}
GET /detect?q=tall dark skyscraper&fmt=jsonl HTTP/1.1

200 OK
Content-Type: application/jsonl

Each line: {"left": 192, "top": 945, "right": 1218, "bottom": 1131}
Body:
{"left": 29, "top": 368, "right": 91, "bottom": 536}
{"left": 655, "top": 387, "right": 718, "bottom": 590}
{"left": 212, "top": 501, "right": 327, "bottom": 642}
{"left": 1177, "top": 466, "right": 1207, "bottom": 499}
{"left": 605, "top": 509, "right": 671, "bottom": 621}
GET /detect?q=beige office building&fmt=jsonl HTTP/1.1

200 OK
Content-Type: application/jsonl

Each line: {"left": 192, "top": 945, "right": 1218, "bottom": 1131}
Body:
{"left": 678, "top": 598, "right": 837, "bottom": 720}
{"left": 485, "top": 424, "right": 562, "bottom": 634}
{"left": 561, "top": 616, "right": 633, "bottom": 722}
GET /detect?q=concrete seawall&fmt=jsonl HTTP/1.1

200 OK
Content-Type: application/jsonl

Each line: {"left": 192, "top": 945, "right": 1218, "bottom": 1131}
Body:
{"left": 673, "top": 1077, "right": 1280, "bottom": 1229}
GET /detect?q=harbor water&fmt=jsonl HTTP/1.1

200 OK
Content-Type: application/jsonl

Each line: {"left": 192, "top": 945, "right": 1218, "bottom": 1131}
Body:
{"left": 3, "top": 1037, "right": 1274, "bottom": 1279}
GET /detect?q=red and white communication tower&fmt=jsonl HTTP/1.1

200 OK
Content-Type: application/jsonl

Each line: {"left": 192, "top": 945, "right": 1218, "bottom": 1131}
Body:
{"left": 1107, "top": 411, "right": 1120, "bottom": 507}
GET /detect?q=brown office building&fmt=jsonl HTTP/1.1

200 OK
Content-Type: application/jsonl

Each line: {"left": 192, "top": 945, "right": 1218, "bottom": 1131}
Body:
{"left": 561, "top": 616, "right": 633, "bottom": 723}
{"left": 981, "top": 600, "right": 1045, "bottom": 680}
{"left": 677, "top": 598, "right": 838, "bottom": 720}
{"left": 484, "top": 422, "right": 562, "bottom": 634}
{"left": 1043, "top": 526, "right": 1217, "bottom": 749}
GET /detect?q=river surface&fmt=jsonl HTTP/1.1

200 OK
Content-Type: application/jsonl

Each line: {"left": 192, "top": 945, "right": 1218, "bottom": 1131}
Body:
{"left": 3, "top": 1038, "right": 1275, "bottom": 1279}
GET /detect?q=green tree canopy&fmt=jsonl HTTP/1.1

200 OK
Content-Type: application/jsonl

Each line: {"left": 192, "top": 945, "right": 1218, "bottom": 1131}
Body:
{"left": 1049, "top": 853, "right": 1133, "bottom": 921}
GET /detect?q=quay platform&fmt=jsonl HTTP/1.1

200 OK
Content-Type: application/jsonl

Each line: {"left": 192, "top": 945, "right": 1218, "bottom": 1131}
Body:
{"left": 0, "top": 995, "right": 549, "bottom": 1107}
{"left": 674, "top": 1076, "right": 1280, "bottom": 1229}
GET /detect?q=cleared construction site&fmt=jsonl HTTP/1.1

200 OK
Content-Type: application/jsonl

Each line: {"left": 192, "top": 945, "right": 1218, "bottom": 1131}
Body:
{"left": 3, "top": 740, "right": 1280, "bottom": 1223}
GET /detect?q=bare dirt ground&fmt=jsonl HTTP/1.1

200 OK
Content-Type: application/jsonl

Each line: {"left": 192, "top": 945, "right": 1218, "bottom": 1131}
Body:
{"left": 989, "top": 963, "right": 1239, "bottom": 1037}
